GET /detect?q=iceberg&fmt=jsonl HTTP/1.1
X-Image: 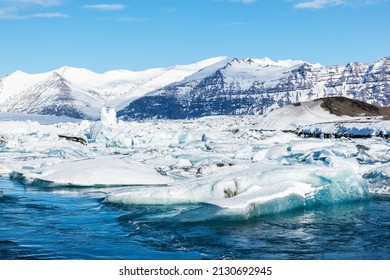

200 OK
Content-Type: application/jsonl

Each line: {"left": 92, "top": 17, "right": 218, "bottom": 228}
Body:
{"left": 100, "top": 106, "right": 117, "bottom": 127}
{"left": 11, "top": 156, "right": 174, "bottom": 187}
{"left": 104, "top": 162, "right": 369, "bottom": 219}
{"left": 0, "top": 110, "right": 388, "bottom": 220}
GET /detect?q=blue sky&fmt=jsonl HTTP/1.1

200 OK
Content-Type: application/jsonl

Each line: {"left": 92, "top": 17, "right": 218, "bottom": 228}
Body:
{"left": 0, "top": 0, "right": 389, "bottom": 74}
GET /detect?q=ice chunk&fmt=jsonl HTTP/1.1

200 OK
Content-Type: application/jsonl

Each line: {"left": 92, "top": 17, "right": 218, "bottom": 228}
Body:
{"left": 12, "top": 157, "right": 174, "bottom": 187}
{"left": 104, "top": 161, "right": 368, "bottom": 219}
{"left": 212, "top": 182, "right": 314, "bottom": 219}
{"left": 104, "top": 162, "right": 278, "bottom": 205}
{"left": 89, "top": 121, "right": 104, "bottom": 142}
{"left": 177, "top": 131, "right": 196, "bottom": 144}
{"left": 0, "top": 121, "right": 31, "bottom": 134}
{"left": 234, "top": 145, "right": 253, "bottom": 160}
{"left": 252, "top": 149, "right": 268, "bottom": 162}
{"left": 100, "top": 106, "right": 117, "bottom": 127}
{"left": 363, "top": 163, "right": 390, "bottom": 194}
{"left": 288, "top": 139, "right": 334, "bottom": 153}
{"left": 173, "top": 159, "right": 192, "bottom": 169}
{"left": 263, "top": 144, "right": 290, "bottom": 160}
{"left": 88, "top": 107, "right": 118, "bottom": 143}
{"left": 4, "top": 139, "right": 19, "bottom": 149}
{"left": 106, "top": 133, "right": 133, "bottom": 148}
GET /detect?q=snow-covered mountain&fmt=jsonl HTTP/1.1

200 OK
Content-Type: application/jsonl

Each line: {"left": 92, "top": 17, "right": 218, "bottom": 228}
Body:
{"left": 0, "top": 57, "right": 228, "bottom": 119}
{"left": 2, "top": 72, "right": 105, "bottom": 119}
{"left": 119, "top": 56, "right": 390, "bottom": 119}
{"left": 1, "top": 56, "right": 389, "bottom": 120}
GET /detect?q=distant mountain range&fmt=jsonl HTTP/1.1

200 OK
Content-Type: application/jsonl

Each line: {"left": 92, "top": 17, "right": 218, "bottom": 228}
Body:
{"left": 1, "top": 56, "right": 389, "bottom": 120}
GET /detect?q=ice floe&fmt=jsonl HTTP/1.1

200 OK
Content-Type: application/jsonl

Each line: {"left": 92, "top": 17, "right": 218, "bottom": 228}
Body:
{"left": 0, "top": 109, "right": 389, "bottom": 219}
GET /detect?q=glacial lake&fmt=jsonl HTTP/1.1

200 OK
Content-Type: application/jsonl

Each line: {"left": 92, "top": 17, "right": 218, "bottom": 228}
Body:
{"left": 1, "top": 177, "right": 390, "bottom": 260}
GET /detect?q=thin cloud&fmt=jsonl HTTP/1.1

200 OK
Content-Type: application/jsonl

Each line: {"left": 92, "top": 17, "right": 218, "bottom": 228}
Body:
{"left": 0, "top": 7, "right": 23, "bottom": 19}
{"left": 0, "top": 11, "right": 68, "bottom": 19}
{"left": 118, "top": 17, "right": 149, "bottom": 22}
{"left": 83, "top": 4, "right": 127, "bottom": 11}
{"left": 0, "top": 0, "right": 62, "bottom": 7}
{"left": 229, "top": 0, "right": 255, "bottom": 3}
{"left": 161, "top": 7, "right": 178, "bottom": 13}
{"left": 0, "top": 0, "right": 64, "bottom": 19}
{"left": 32, "top": 12, "right": 68, "bottom": 18}
{"left": 294, "top": 0, "right": 345, "bottom": 9}
{"left": 294, "top": 0, "right": 383, "bottom": 9}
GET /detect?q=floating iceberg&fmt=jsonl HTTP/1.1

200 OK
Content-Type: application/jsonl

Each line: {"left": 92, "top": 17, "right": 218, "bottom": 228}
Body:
{"left": 11, "top": 157, "right": 174, "bottom": 187}
{"left": 104, "top": 162, "right": 369, "bottom": 219}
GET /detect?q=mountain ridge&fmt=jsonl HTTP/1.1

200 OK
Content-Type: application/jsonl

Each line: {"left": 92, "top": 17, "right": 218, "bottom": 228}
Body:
{"left": 119, "top": 56, "right": 390, "bottom": 119}
{"left": 1, "top": 56, "right": 389, "bottom": 120}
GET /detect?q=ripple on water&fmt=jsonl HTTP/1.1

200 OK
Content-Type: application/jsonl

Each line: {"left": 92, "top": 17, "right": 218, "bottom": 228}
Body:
{"left": 1, "top": 177, "right": 390, "bottom": 259}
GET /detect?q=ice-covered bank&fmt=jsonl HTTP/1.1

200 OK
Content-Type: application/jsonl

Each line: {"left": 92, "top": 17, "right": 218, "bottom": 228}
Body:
{"left": 0, "top": 107, "right": 389, "bottom": 219}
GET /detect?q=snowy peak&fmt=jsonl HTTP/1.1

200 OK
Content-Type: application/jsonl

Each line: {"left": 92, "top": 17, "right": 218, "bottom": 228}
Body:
{"left": 180, "top": 56, "right": 230, "bottom": 69}
{"left": 46, "top": 72, "right": 70, "bottom": 87}
{"left": 22, "top": 72, "right": 73, "bottom": 99}
{"left": 0, "top": 70, "right": 51, "bottom": 104}
{"left": 1, "top": 56, "right": 389, "bottom": 120}
{"left": 118, "top": 56, "right": 390, "bottom": 120}
{"left": 250, "top": 57, "right": 276, "bottom": 66}
{"left": 0, "top": 71, "right": 104, "bottom": 119}
{"left": 0, "top": 59, "right": 226, "bottom": 118}
{"left": 224, "top": 57, "right": 308, "bottom": 68}
{"left": 53, "top": 66, "right": 100, "bottom": 83}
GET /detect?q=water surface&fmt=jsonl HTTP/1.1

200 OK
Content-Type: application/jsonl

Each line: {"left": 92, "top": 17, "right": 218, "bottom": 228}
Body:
{"left": 1, "top": 177, "right": 389, "bottom": 260}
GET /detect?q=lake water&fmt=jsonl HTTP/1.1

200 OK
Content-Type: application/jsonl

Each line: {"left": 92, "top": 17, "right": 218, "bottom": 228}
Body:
{"left": 1, "top": 177, "right": 390, "bottom": 260}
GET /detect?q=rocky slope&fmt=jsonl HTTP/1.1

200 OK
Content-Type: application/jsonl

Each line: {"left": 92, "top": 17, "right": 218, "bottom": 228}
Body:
{"left": 1, "top": 56, "right": 389, "bottom": 120}
{"left": 119, "top": 56, "right": 390, "bottom": 119}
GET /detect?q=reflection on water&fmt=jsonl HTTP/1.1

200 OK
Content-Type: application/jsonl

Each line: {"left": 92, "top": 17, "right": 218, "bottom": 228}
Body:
{"left": 1, "top": 177, "right": 390, "bottom": 260}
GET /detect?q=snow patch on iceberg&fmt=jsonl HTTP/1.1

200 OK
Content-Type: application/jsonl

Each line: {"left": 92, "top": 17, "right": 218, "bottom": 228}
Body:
{"left": 104, "top": 162, "right": 369, "bottom": 219}
{"left": 11, "top": 156, "right": 174, "bottom": 187}
{"left": 363, "top": 163, "right": 390, "bottom": 195}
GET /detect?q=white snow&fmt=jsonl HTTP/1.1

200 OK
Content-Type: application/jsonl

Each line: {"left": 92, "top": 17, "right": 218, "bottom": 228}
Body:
{"left": 104, "top": 163, "right": 368, "bottom": 214}
{"left": 0, "top": 105, "right": 389, "bottom": 219}
{"left": 100, "top": 106, "right": 117, "bottom": 127}
{"left": 12, "top": 157, "right": 173, "bottom": 187}
{"left": 221, "top": 58, "right": 307, "bottom": 90}
{"left": 0, "top": 70, "right": 50, "bottom": 104}
{"left": 256, "top": 99, "right": 390, "bottom": 139}
{"left": 258, "top": 99, "right": 346, "bottom": 130}
{"left": 0, "top": 57, "right": 231, "bottom": 115}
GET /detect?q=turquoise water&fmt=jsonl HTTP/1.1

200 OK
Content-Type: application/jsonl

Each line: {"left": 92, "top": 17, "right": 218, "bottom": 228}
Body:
{"left": 1, "top": 177, "right": 390, "bottom": 260}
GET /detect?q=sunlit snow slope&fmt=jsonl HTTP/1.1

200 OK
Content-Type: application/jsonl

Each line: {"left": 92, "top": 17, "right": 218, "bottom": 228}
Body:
{"left": 0, "top": 57, "right": 228, "bottom": 119}
{"left": 1, "top": 56, "right": 389, "bottom": 120}
{"left": 119, "top": 56, "right": 390, "bottom": 119}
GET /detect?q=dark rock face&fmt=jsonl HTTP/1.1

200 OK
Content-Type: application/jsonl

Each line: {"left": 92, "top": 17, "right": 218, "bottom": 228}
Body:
{"left": 119, "top": 57, "right": 390, "bottom": 120}
{"left": 40, "top": 105, "right": 85, "bottom": 119}
{"left": 319, "top": 96, "right": 380, "bottom": 117}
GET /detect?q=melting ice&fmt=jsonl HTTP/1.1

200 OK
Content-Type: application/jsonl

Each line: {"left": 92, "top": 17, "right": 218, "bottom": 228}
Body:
{"left": 0, "top": 107, "right": 389, "bottom": 220}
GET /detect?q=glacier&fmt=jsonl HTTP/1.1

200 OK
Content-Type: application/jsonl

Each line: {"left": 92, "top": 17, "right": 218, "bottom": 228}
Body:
{"left": 1, "top": 100, "right": 389, "bottom": 220}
